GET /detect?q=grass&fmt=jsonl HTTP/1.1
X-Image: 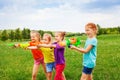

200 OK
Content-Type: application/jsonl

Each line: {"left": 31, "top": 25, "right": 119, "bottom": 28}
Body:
{"left": 0, "top": 34, "right": 120, "bottom": 80}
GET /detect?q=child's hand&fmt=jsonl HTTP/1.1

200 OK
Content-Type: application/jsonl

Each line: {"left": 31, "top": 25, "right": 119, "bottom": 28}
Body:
{"left": 59, "top": 41, "right": 66, "bottom": 47}
{"left": 14, "top": 44, "right": 19, "bottom": 48}
{"left": 25, "top": 47, "right": 31, "bottom": 50}
{"left": 37, "top": 44, "right": 44, "bottom": 48}
{"left": 69, "top": 45, "right": 76, "bottom": 49}
{"left": 37, "top": 44, "right": 41, "bottom": 48}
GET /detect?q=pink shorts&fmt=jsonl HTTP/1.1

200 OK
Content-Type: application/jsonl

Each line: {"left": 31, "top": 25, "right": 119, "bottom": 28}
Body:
{"left": 34, "top": 58, "right": 44, "bottom": 65}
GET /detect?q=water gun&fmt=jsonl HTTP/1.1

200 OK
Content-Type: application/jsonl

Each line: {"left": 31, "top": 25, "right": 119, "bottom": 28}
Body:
{"left": 69, "top": 37, "right": 81, "bottom": 47}
{"left": 7, "top": 43, "right": 30, "bottom": 48}
{"left": 7, "top": 43, "right": 15, "bottom": 47}
{"left": 59, "top": 37, "right": 81, "bottom": 47}
{"left": 18, "top": 43, "right": 30, "bottom": 48}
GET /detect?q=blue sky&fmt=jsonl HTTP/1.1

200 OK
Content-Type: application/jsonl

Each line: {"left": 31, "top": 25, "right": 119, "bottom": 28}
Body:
{"left": 0, "top": 0, "right": 120, "bottom": 32}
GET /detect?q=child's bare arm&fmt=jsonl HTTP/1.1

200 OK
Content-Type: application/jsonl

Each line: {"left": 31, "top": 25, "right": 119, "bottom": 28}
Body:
{"left": 70, "top": 45, "right": 93, "bottom": 53}
{"left": 37, "top": 44, "right": 56, "bottom": 48}
{"left": 27, "top": 46, "right": 38, "bottom": 49}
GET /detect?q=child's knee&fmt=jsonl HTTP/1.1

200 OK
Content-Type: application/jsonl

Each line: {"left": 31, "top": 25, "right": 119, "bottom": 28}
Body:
{"left": 87, "top": 76, "right": 92, "bottom": 80}
{"left": 47, "top": 73, "right": 52, "bottom": 78}
{"left": 32, "top": 73, "right": 37, "bottom": 78}
{"left": 80, "top": 77, "right": 87, "bottom": 80}
{"left": 80, "top": 74, "right": 87, "bottom": 80}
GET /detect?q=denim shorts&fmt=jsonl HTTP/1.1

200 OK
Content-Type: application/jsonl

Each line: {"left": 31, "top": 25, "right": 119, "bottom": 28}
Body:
{"left": 82, "top": 66, "right": 93, "bottom": 74}
{"left": 46, "top": 62, "right": 55, "bottom": 72}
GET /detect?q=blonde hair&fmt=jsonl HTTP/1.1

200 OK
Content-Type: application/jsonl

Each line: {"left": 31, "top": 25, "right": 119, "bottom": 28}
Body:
{"left": 43, "top": 33, "right": 52, "bottom": 42}
{"left": 56, "top": 31, "right": 66, "bottom": 40}
{"left": 30, "top": 30, "right": 41, "bottom": 41}
{"left": 85, "top": 23, "right": 98, "bottom": 34}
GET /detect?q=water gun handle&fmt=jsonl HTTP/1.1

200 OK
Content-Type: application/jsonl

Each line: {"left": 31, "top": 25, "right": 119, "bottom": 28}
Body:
{"left": 66, "top": 39, "right": 71, "bottom": 46}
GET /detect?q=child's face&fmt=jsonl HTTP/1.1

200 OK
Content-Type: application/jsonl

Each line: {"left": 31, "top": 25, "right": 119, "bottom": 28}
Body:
{"left": 54, "top": 33, "right": 62, "bottom": 42}
{"left": 30, "top": 33, "right": 39, "bottom": 42}
{"left": 85, "top": 26, "right": 95, "bottom": 38}
{"left": 42, "top": 36, "right": 50, "bottom": 44}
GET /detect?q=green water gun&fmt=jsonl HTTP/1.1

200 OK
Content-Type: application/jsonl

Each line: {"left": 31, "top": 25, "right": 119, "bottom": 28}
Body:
{"left": 7, "top": 43, "right": 15, "bottom": 47}
{"left": 66, "top": 37, "right": 81, "bottom": 47}
{"left": 72, "top": 37, "right": 81, "bottom": 47}
{"left": 7, "top": 43, "right": 30, "bottom": 48}
{"left": 59, "top": 37, "right": 81, "bottom": 47}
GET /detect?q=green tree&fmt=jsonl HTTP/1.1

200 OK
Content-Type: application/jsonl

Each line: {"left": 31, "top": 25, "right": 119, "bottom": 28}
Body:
{"left": 1, "top": 30, "right": 8, "bottom": 41}
{"left": 44, "top": 31, "right": 53, "bottom": 37}
{"left": 106, "top": 28, "right": 111, "bottom": 34}
{"left": 22, "top": 28, "right": 30, "bottom": 40}
{"left": 38, "top": 30, "right": 44, "bottom": 37}
{"left": 15, "top": 28, "right": 22, "bottom": 41}
{"left": 22, "top": 28, "right": 27, "bottom": 39}
{"left": 26, "top": 28, "right": 30, "bottom": 39}
{"left": 97, "top": 24, "right": 102, "bottom": 35}
{"left": 0, "top": 31, "right": 1, "bottom": 39}
{"left": 102, "top": 28, "right": 107, "bottom": 34}
{"left": 118, "top": 26, "right": 120, "bottom": 34}
{"left": 9, "top": 30, "right": 15, "bottom": 41}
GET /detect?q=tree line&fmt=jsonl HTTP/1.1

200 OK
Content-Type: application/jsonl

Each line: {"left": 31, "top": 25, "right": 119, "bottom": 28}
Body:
{"left": 0, "top": 25, "right": 120, "bottom": 41}
{"left": 0, "top": 28, "right": 53, "bottom": 41}
{"left": 97, "top": 24, "right": 120, "bottom": 35}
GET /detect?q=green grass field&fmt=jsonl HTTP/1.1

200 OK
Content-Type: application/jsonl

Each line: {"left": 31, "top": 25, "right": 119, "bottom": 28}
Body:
{"left": 0, "top": 34, "right": 120, "bottom": 80}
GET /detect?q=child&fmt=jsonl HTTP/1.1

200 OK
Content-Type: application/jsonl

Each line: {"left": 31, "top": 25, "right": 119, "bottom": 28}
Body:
{"left": 70, "top": 23, "right": 98, "bottom": 80}
{"left": 52, "top": 31, "right": 66, "bottom": 80}
{"left": 14, "top": 30, "right": 47, "bottom": 80}
{"left": 34, "top": 32, "right": 66, "bottom": 80}
{"left": 28, "top": 33, "right": 55, "bottom": 80}
{"left": 41, "top": 33, "right": 55, "bottom": 80}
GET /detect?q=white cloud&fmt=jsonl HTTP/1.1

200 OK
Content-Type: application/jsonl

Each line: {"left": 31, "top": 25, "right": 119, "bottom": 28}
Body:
{"left": 0, "top": 0, "right": 120, "bottom": 32}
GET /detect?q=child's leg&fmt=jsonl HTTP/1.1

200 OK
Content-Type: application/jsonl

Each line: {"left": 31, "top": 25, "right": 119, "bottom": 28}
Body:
{"left": 80, "top": 72, "right": 88, "bottom": 80}
{"left": 41, "top": 62, "right": 47, "bottom": 78}
{"left": 32, "top": 64, "right": 40, "bottom": 80}
{"left": 47, "top": 72, "right": 52, "bottom": 80}
{"left": 87, "top": 74, "right": 92, "bottom": 80}
{"left": 46, "top": 62, "right": 55, "bottom": 80}
{"left": 80, "top": 66, "right": 93, "bottom": 80}
{"left": 80, "top": 73, "right": 93, "bottom": 80}
{"left": 62, "top": 72, "right": 66, "bottom": 80}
